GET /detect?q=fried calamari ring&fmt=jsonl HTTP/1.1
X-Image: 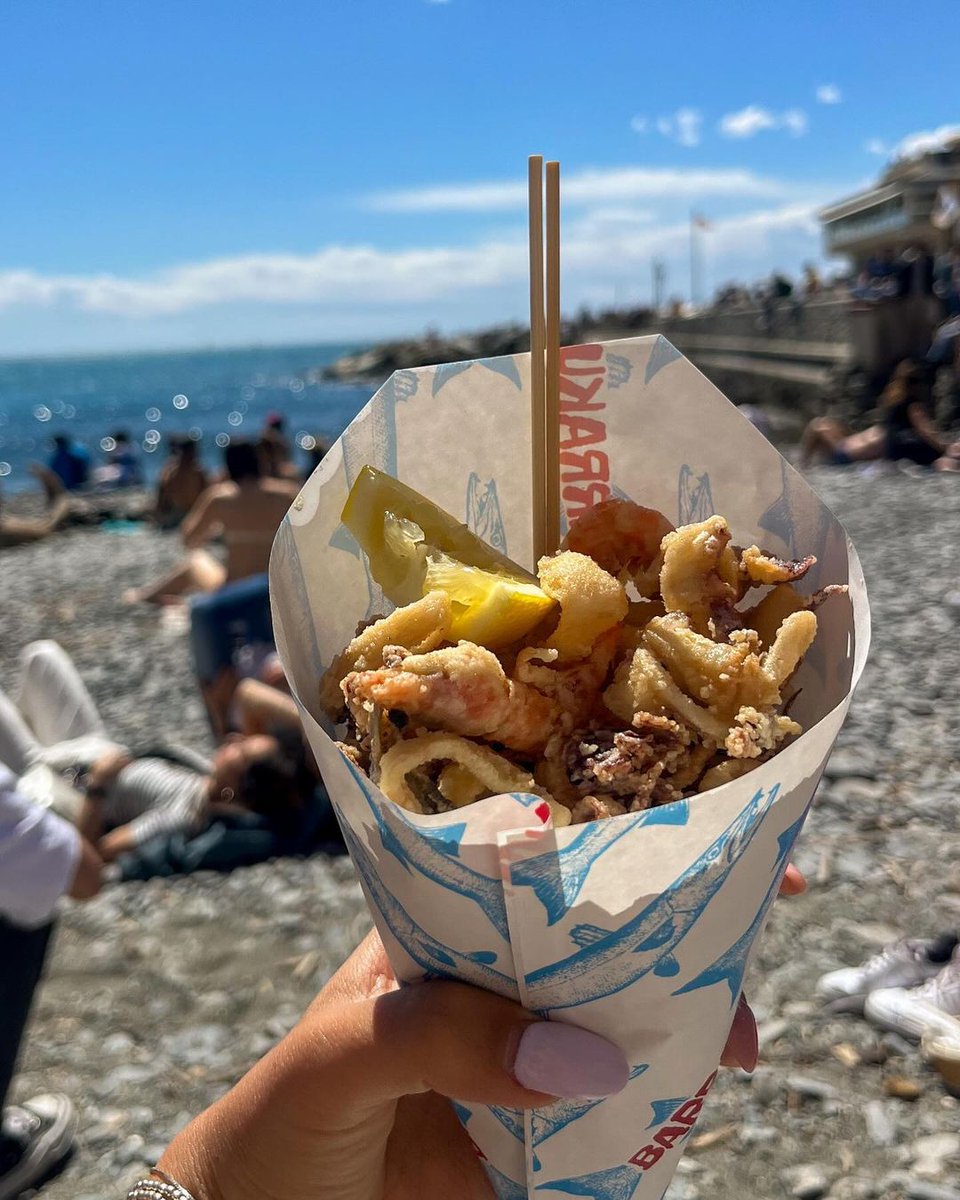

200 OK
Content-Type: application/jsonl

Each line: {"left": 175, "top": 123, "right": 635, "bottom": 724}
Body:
{"left": 377, "top": 732, "right": 571, "bottom": 825}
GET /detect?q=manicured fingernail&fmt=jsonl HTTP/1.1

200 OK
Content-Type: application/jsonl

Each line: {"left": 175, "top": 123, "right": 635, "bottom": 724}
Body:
{"left": 735, "top": 995, "right": 759, "bottom": 1072}
{"left": 512, "top": 1021, "right": 630, "bottom": 1098}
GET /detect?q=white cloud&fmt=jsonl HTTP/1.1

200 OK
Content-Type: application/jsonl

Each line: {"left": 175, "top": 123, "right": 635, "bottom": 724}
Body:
{"left": 629, "top": 115, "right": 648, "bottom": 134}
{"left": 719, "top": 105, "right": 809, "bottom": 139}
{"left": 719, "top": 106, "right": 778, "bottom": 138}
{"left": 781, "top": 109, "right": 808, "bottom": 137}
{"left": 864, "top": 138, "right": 888, "bottom": 156}
{"left": 815, "top": 84, "right": 842, "bottom": 105}
{"left": 654, "top": 108, "right": 702, "bottom": 147}
{"left": 367, "top": 164, "right": 784, "bottom": 212}
{"left": 893, "top": 123, "right": 960, "bottom": 159}
{"left": 0, "top": 196, "right": 828, "bottom": 322}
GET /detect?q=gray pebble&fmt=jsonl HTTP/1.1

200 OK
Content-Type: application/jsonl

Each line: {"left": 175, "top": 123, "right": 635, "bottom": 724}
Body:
{"left": 782, "top": 1164, "right": 831, "bottom": 1199}
{"left": 786, "top": 1075, "right": 839, "bottom": 1101}
{"left": 905, "top": 1183, "right": 960, "bottom": 1200}
{"left": 864, "top": 1099, "right": 899, "bottom": 1147}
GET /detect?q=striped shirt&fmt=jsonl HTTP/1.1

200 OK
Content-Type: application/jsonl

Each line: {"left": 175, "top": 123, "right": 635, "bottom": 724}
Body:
{"left": 105, "top": 758, "right": 207, "bottom": 846}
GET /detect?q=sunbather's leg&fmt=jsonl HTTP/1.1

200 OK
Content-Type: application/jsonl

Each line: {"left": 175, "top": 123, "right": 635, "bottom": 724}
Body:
{"left": 17, "top": 641, "right": 108, "bottom": 747}
{"left": 234, "top": 678, "right": 300, "bottom": 735}
{"left": 0, "top": 690, "right": 42, "bottom": 775}
{"left": 123, "top": 549, "right": 227, "bottom": 605}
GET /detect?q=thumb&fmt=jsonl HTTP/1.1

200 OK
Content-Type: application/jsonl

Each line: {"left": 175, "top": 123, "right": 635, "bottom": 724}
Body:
{"left": 287, "top": 979, "right": 631, "bottom": 1116}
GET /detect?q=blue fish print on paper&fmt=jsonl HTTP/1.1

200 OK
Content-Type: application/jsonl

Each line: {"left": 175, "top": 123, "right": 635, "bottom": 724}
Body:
{"left": 542, "top": 1162, "right": 644, "bottom": 1200}
{"left": 677, "top": 465, "right": 714, "bottom": 525}
{"left": 645, "top": 1096, "right": 689, "bottom": 1130}
{"left": 340, "top": 752, "right": 512, "bottom": 942}
{"left": 523, "top": 786, "right": 779, "bottom": 1011}
{"left": 531, "top": 1065, "right": 649, "bottom": 1146}
{"left": 644, "top": 336, "right": 682, "bottom": 384}
{"left": 478, "top": 356, "right": 523, "bottom": 389}
{"left": 339, "top": 818, "right": 519, "bottom": 1000}
{"left": 466, "top": 472, "right": 509, "bottom": 556}
{"left": 639, "top": 799, "right": 690, "bottom": 828}
{"left": 606, "top": 353, "right": 632, "bottom": 388}
{"left": 376, "top": 799, "right": 512, "bottom": 942}
{"left": 758, "top": 458, "right": 796, "bottom": 556}
{"left": 432, "top": 362, "right": 472, "bottom": 395}
{"left": 488, "top": 1105, "right": 525, "bottom": 1143}
{"left": 432, "top": 357, "right": 523, "bottom": 395}
{"left": 482, "top": 1162, "right": 527, "bottom": 1200}
{"left": 673, "top": 802, "right": 803, "bottom": 1006}
{"left": 509, "top": 820, "right": 638, "bottom": 925}
{"left": 451, "top": 1101, "right": 473, "bottom": 1127}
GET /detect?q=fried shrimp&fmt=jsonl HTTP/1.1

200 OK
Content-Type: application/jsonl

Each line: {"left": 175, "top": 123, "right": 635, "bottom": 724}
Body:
{"left": 562, "top": 498, "right": 674, "bottom": 593}
{"left": 342, "top": 641, "right": 560, "bottom": 754}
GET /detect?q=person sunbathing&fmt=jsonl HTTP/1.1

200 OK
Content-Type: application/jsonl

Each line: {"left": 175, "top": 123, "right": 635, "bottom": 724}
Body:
{"left": 800, "top": 360, "right": 960, "bottom": 469}
{"left": 152, "top": 434, "right": 208, "bottom": 529}
{"left": 123, "top": 438, "right": 298, "bottom": 605}
{"left": 0, "top": 640, "right": 306, "bottom": 863}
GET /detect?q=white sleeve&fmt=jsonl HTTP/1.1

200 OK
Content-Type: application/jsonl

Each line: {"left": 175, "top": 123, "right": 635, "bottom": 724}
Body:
{"left": 0, "top": 767, "right": 81, "bottom": 928}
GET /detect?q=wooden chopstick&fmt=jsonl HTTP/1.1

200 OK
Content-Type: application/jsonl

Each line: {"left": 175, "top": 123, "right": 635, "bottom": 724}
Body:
{"left": 544, "top": 160, "right": 562, "bottom": 555}
{"left": 528, "top": 155, "right": 547, "bottom": 565}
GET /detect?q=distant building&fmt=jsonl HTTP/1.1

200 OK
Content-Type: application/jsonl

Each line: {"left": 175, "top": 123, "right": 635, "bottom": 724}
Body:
{"left": 819, "top": 131, "right": 960, "bottom": 375}
{"left": 820, "top": 132, "right": 960, "bottom": 263}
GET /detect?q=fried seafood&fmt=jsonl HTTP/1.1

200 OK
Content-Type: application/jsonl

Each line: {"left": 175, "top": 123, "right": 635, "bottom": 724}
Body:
{"left": 561, "top": 498, "right": 674, "bottom": 594}
{"left": 327, "top": 479, "right": 845, "bottom": 826}
{"left": 659, "top": 516, "right": 741, "bottom": 637}
{"left": 342, "top": 641, "right": 560, "bottom": 754}
{"left": 538, "top": 551, "right": 628, "bottom": 662}
{"left": 377, "top": 731, "right": 571, "bottom": 825}
{"left": 321, "top": 590, "right": 453, "bottom": 713}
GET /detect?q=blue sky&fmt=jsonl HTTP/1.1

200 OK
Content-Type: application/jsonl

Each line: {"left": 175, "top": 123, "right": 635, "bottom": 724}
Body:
{"left": 1, "top": 0, "right": 958, "bottom": 356}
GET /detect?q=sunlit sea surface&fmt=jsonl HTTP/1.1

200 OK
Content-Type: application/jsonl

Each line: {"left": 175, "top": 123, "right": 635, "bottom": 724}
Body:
{"left": 0, "top": 343, "right": 376, "bottom": 491}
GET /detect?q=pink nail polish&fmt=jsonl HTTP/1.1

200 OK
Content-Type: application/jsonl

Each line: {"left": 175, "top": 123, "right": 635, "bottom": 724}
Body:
{"left": 512, "top": 1022, "right": 630, "bottom": 1099}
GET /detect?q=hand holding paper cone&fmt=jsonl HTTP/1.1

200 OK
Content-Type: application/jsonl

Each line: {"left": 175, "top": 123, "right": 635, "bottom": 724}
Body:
{"left": 159, "top": 921, "right": 809, "bottom": 1200}
{"left": 270, "top": 335, "right": 869, "bottom": 1198}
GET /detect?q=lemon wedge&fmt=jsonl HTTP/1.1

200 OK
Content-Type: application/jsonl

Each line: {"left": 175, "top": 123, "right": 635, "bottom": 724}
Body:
{"left": 423, "top": 555, "right": 555, "bottom": 648}
{"left": 340, "top": 464, "right": 541, "bottom": 607}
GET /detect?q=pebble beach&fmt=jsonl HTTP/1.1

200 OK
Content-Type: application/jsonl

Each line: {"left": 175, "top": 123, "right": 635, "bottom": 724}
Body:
{"left": 4, "top": 467, "right": 960, "bottom": 1200}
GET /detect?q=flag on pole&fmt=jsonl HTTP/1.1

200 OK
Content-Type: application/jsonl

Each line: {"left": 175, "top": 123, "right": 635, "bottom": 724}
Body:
{"left": 692, "top": 213, "right": 712, "bottom": 230}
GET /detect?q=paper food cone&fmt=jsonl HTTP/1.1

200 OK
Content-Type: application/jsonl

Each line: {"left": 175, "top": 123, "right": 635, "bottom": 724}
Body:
{"left": 269, "top": 336, "right": 870, "bottom": 1200}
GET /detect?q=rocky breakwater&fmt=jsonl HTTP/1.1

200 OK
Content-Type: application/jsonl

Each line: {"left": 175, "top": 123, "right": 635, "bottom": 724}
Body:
{"left": 6, "top": 467, "right": 960, "bottom": 1199}
{"left": 320, "top": 309, "right": 657, "bottom": 383}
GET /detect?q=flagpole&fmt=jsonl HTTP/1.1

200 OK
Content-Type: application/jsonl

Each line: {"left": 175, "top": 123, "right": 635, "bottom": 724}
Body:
{"left": 689, "top": 210, "right": 697, "bottom": 309}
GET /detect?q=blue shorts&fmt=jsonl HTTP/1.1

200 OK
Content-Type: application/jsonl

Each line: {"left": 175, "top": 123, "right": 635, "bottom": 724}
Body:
{"left": 189, "top": 574, "right": 273, "bottom": 683}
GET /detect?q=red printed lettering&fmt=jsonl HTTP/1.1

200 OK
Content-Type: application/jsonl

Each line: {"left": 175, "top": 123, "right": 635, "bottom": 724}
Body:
{"left": 559, "top": 376, "right": 604, "bottom": 407}
{"left": 560, "top": 449, "right": 609, "bottom": 483}
{"left": 630, "top": 1072, "right": 719, "bottom": 1174}
{"left": 671, "top": 1098, "right": 703, "bottom": 1127}
{"left": 654, "top": 1124, "right": 687, "bottom": 1150}
{"left": 560, "top": 416, "right": 607, "bottom": 452}
{"left": 562, "top": 481, "right": 611, "bottom": 511}
{"left": 561, "top": 343, "right": 604, "bottom": 366}
{"left": 629, "top": 1144, "right": 663, "bottom": 1170}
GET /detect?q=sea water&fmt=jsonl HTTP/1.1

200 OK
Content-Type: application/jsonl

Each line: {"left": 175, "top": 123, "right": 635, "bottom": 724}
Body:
{"left": 0, "top": 343, "right": 375, "bottom": 491}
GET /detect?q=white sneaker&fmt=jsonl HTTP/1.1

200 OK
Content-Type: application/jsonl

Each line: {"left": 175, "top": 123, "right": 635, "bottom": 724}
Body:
{"left": 865, "top": 954, "right": 960, "bottom": 1042}
{"left": 817, "top": 938, "right": 948, "bottom": 1009}
{"left": 0, "top": 1093, "right": 76, "bottom": 1200}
